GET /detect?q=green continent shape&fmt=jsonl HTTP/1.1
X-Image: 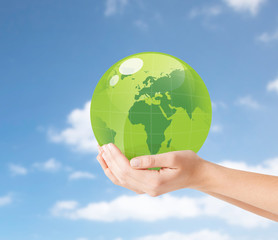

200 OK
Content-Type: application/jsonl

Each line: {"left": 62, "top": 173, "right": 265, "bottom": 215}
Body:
{"left": 92, "top": 117, "right": 116, "bottom": 145}
{"left": 128, "top": 100, "right": 172, "bottom": 155}
{"left": 135, "top": 69, "right": 200, "bottom": 119}
{"left": 155, "top": 93, "right": 176, "bottom": 118}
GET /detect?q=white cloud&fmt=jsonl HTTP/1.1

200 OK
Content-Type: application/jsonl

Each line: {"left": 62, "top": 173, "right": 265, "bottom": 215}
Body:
{"left": 258, "top": 29, "right": 278, "bottom": 43}
{"left": 235, "top": 95, "right": 261, "bottom": 109}
{"left": 33, "top": 158, "right": 61, "bottom": 172}
{"left": 48, "top": 101, "right": 98, "bottom": 154}
{"left": 210, "top": 124, "right": 223, "bottom": 133}
{"left": 189, "top": 5, "right": 222, "bottom": 18}
{"left": 104, "top": 0, "right": 128, "bottom": 17}
{"left": 211, "top": 101, "right": 227, "bottom": 111}
{"left": 223, "top": 0, "right": 266, "bottom": 15}
{"left": 51, "top": 201, "right": 79, "bottom": 216}
{"left": 51, "top": 158, "right": 278, "bottom": 228}
{"left": 134, "top": 19, "right": 149, "bottom": 31}
{"left": 211, "top": 102, "right": 226, "bottom": 134}
{"left": 219, "top": 157, "right": 278, "bottom": 176}
{"left": 9, "top": 164, "right": 28, "bottom": 176}
{"left": 69, "top": 171, "right": 96, "bottom": 180}
{"left": 0, "top": 195, "right": 12, "bottom": 207}
{"left": 135, "top": 229, "right": 230, "bottom": 240}
{"left": 51, "top": 194, "right": 200, "bottom": 222}
{"left": 267, "top": 78, "right": 278, "bottom": 93}
{"left": 76, "top": 238, "right": 88, "bottom": 240}
{"left": 51, "top": 194, "right": 271, "bottom": 228}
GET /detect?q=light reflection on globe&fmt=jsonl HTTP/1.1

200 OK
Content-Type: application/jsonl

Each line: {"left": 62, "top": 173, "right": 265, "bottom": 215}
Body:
{"left": 90, "top": 52, "right": 212, "bottom": 162}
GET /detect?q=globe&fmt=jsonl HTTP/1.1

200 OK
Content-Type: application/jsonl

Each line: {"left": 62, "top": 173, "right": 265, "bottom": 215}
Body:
{"left": 90, "top": 52, "right": 212, "bottom": 164}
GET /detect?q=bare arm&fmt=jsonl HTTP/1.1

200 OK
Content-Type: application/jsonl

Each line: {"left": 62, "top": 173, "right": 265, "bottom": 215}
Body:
{"left": 97, "top": 143, "right": 278, "bottom": 221}
{"left": 198, "top": 160, "right": 278, "bottom": 218}
{"left": 203, "top": 191, "right": 278, "bottom": 221}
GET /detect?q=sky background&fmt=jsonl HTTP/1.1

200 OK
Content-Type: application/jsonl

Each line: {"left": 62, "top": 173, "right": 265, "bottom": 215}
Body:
{"left": 1, "top": 0, "right": 278, "bottom": 239}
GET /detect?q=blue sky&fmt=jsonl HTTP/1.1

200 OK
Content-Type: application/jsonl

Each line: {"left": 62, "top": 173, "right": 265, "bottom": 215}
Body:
{"left": 1, "top": 0, "right": 278, "bottom": 239}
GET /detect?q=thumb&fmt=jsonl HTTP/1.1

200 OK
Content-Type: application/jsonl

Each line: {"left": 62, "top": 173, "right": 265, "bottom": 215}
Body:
{"left": 130, "top": 154, "right": 174, "bottom": 169}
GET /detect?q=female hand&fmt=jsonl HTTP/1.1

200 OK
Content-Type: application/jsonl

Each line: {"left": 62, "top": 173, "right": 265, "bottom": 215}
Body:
{"left": 96, "top": 143, "right": 207, "bottom": 196}
{"left": 96, "top": 143, "right": 278, "bottom": 221}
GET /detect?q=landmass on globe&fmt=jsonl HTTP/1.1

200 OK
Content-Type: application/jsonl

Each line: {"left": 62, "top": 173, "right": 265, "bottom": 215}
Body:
{"left": 90, "top": 52, "right": 212, "bottom": 161}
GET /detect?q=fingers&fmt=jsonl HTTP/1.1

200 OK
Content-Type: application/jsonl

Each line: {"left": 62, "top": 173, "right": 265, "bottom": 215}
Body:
{"left": 101, "top": 144, "right": 160, "bottom": 183}
{"left": 97, "top": 144, "right": 119, "bottom": 183}
{"left": 96, "top": 149, "right": 108, "bottom": 170}
{"left": 97, "top": 144, "right": 187, "bottom": 197}
{"left": 97, "top": 151, "right": 121, "bottom": 186}
{"left": 104, "top": 167, "right": 121, "bottom": 185}
{"left": 101, "top": 144, "right": 123, "bottom": 180}
{"left": 130, "top": 152, "right": 179, "bottom": 169}
{"left": 104, "top": 165, "right": 144, "bottom": 194}
{"left": 97, "top": 143, "right": 146, "bottom": 194}
{"left": 106, "top": 143, "right": 130, "bottom": 168}
{"left": 101, "top": 143, "right": 135, "bottom": 182}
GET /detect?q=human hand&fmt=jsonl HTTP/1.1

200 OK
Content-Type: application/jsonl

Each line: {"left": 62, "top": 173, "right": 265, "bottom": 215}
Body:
{"left": 96, "top": 143, "right": 207, "bottom": 197}
{"left": 97, "top": 143, "right": 278, "bottom": 220}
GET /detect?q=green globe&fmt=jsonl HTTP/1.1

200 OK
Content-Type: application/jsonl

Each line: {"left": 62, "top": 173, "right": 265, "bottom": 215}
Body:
{"left": 90, "top": 52, "right": 212, "bottom": 162}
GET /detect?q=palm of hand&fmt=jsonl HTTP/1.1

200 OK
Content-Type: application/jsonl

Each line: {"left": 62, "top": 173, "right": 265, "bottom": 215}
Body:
{"left": 96, "top": 143, "right": 203, "bottom": 197}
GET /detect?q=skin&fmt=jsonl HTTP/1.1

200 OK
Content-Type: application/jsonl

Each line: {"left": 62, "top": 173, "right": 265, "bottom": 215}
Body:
{"left": 96, "top": 143, "right": 278, "bottom": 221}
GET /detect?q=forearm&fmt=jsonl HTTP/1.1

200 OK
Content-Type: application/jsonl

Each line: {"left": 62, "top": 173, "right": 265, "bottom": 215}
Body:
{"left": 195, "top": 159, "right": 278, "bottom": 217}
{"left": 204, "top": 191, "right": 278, "bottom": 221}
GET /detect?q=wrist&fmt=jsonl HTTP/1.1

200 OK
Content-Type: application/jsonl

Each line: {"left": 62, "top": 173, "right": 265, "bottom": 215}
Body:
{"left": 189, "top": 158, "right": 222, "bottom": 192}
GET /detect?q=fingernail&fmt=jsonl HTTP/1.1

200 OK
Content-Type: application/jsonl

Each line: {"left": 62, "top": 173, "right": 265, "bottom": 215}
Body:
{"left": 130, "top": 158, "right": 139, "bottom": 167}
{"left": 108, "top": 143, "right": 113, "bottom": 150}
{"left": 103, "top": 144, "right": 108, "bottom": 151}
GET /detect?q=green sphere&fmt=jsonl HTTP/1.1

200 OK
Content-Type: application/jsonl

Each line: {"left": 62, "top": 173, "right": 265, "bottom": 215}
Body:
{"left": 90, "top": 52, "right": 212, "bottom": 161}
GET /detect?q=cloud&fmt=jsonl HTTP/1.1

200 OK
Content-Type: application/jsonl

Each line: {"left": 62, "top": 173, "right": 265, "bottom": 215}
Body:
{"left": 211, "top": 101, "right": 227, "bottom": 111}
{"left": 134, "top": 19, "right": 149, "bottom": 31}
{"left": 189, "top": 5, "right": 222, "bottom": 18}
{"left": 8, "top": 157, "right": 95, "bottom": 181}
{"left": 76, "top": 238, "right": 88, "bottom": 240}
{"left": 48, "top": 101, "right": 98, "bottom": 154}
{"left": 135, "top": 229, "right": 230, "bottom": 240}
{"left": 0, "top": 195, "right": 12, "bottom": 207}
{"left": 51, "top": 194, "right": 200, "bottom": 222}
{"left": 267, "top": 78, "right": 278, "bottom": 93}
{"left": 235, "top": 95, "right": 261, "bottom": 109}
{"left": 257, "top": 29, "right": 278, "bottom": 43}
{"left": 9, "top": 164, "right": 28, "bottom": 176}
{"left": 51, "top": 201, "right": 78, "bottom": 216}
{"left": 33, "top": 158, "right": 61, "bottom": 172}
{"left": 104, "top": 0, "right": 128, "bottom": 17}
{"left": 8, "top": 158, "right": 94, "bottom": 182}
{"left": 51, "top": 193, "right": 271, "bottom": 228}
{"left": 51, "top": 158, "right": 278, "bottom": 228}
{"left": 210, "top": 124, "right": 223, "bottom": 133}
{"left": 223, "top": 0, "right": 266, "bottom": 15}
{"left": 69, "top": 171, "right": 96, "bottom": 180}
{"left": 219, "top": 157, "right": 278, "bottom": 176}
